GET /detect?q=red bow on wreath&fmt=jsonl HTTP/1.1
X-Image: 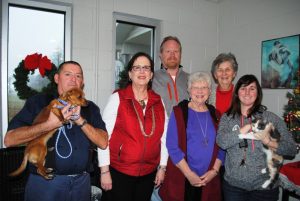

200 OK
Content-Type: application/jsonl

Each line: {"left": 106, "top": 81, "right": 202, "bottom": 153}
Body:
{"left": 24, "top": 53, "right": 52, "bottom": 77}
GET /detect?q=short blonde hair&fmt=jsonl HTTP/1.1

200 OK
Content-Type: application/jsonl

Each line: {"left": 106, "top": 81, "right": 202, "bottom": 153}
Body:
{"left": 160, "top": 36, "right": 182, "bottom": 53}
{"left": 187, "top": 71, "right": 212, "bottom": 92}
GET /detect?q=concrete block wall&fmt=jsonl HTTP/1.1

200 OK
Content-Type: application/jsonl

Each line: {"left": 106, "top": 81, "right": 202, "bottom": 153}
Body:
{"left": 64, "top": 0, "right": 300, "bottom": 119}
{"left": 218, "top": 0, "right": 300, "bottom": 118}
{"left": 55, "top": 0, "right": 219, "bottom": 110}
{"left": 2, "top": 0, "right": 300, "bottom": 200}
{"left": 218, "top": 2, "right": 300, "bottom": 200}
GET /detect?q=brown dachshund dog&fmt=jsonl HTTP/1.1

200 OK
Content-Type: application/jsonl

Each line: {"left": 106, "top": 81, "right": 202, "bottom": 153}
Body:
{"left": 9, "top": 88, "right": 87, "bottom": 179}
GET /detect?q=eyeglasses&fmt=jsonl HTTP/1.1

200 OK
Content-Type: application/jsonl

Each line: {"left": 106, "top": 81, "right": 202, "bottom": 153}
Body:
{"left": 191, "top": 86, "right": 210, "bottom": 91}
{"left": 132, "top": 65, "right": 151, "bottom": 72}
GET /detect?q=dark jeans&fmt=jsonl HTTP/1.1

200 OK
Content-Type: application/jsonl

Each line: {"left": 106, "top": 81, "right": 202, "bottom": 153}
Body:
{"left": 25, "top": 172, "right": 90, "bottom": 201}
{"left": 223, "top": 180, "right": 279, "bottom": 201}
{"left": 101, "top": 167, "right": 156, "bottom": 201}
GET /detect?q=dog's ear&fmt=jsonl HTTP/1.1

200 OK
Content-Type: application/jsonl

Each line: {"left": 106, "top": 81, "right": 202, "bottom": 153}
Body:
{"left": 69, "top": 88, "right": 83, "bottom": 99}
{"left": 60, "top": 90, "right": 69, "bottom": 100}
{"left": 80, "top": 90, "right": 85, "bottom": 98}
{"left": 59, "top": 88, "right": 76, "bottom": 101}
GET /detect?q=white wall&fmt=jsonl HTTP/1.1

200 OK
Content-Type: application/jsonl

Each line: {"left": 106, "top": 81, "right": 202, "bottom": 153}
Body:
{"left": 4, "top": 0, "right": 298, "bottom": 198}
{"left": 60, "top": 0, "right": 300, "bottom": 122}
{"left": 218, "top": 1, "right": 300, "bottom": 200}
{"left": 57, "top": 0, "right": 300, "bottom": 118}
{"left": 218, "top": 0, "right": 300, "bottom": 118}
{"left": 54, "top": 0, "right": 219, "bottom": 110}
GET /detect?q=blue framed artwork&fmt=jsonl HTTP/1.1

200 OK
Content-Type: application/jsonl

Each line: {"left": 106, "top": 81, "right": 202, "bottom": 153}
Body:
{"left": 261, "top": 34, "right": 299, "bottom": 89}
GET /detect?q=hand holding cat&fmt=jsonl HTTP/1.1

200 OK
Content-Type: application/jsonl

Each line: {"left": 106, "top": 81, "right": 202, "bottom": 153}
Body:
{"left": 238, "top": 124, "right": 255, "bottom": 139}
{"left": 239, "top": 124, "right": 252, "bottom": 134}
{"left": 253, "top": 131, "right": 270, "bottom": 143}
{"left": 238, "top": 128, "right": 272, "bottom": 147}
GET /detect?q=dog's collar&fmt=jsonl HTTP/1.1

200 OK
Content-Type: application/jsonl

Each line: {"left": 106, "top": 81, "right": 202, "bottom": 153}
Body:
{"left": 57, "top": 99, "right": 77, "bottom": 110}
{"left": 57, "top": 98, "right": 68, "bottom": 106}
{"left": 56, "top": 98, "right": 79, "bottom": 121}
{"left": 56, "top": 98, "right": 69, "bottom": 109}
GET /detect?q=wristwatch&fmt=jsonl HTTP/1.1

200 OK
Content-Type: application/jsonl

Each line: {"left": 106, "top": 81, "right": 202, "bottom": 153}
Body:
{"left": 79, "top": 119, "right": 87, "bottom": 128}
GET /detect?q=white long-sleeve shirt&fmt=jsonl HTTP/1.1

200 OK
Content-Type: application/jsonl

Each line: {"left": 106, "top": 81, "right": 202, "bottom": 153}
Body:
{"left": 98, "top": 92, "right": 169, "bottom": 167}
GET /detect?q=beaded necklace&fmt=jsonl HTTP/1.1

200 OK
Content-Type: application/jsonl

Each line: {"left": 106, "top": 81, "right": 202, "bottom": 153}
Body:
{"left": 132, "top": 100, "right": 155, "bottom": 137}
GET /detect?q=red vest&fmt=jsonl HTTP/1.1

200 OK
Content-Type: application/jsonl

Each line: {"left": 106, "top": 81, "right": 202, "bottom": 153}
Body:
{"left": 109, "top": 85, "right": 165, "bottom": 176}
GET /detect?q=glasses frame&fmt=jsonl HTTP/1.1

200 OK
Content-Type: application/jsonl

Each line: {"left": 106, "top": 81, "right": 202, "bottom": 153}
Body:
{"left": 132, "top": 65, "right": 152, "bottom": 72}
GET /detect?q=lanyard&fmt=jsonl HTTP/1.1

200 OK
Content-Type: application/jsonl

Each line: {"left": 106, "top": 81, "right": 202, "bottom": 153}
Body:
{"left": 241, "top": 116, "right": 255, "bottom": 151}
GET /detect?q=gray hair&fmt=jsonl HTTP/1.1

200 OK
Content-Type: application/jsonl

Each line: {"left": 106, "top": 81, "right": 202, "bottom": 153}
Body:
{"left": 211, "top": 52, "right": 238, "bottom": 76}
{"left": 187, "top": 71, "right": 212, "bottom": 92}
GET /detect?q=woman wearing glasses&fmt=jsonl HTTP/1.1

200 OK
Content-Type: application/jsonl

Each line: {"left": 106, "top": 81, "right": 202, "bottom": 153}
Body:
{"left": 160, "top": 72, "right": 225, "bottom": 201}
{"left": 98, "top": 52, "right": 168, "bottom": 201}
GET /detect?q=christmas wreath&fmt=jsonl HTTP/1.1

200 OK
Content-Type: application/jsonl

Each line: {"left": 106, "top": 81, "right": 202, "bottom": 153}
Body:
{"left": 13, "top": 53, "right": 57, "bottom": 100}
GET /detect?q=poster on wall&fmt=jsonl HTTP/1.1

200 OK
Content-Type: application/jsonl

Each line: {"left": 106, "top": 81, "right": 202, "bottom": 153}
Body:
{"left": 261, "top": 34, "right": 299, "bottom": 89}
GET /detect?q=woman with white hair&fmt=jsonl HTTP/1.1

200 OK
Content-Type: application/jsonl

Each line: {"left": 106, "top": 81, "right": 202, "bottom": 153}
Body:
{"left": 159, "top": 72, "right": 225, "bottom": 201}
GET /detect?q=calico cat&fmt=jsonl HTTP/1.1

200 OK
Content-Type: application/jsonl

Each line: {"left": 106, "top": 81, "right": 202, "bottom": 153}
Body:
{"left": 238, "top": 118, "right": 283, "bottom": 188}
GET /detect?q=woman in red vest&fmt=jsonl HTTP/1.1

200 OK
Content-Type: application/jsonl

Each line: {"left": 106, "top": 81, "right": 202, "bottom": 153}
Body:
{"left": 160, "top": 71, "right": 225, "bottom": 201}
{"left": 98, "top": 52, "right": 168, "bottom": 201}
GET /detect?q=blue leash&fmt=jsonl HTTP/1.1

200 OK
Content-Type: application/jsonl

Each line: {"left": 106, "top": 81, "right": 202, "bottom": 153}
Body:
{"left": 54, "top": 98, "right": 80, "bottom": 159}
{"left": 55, "top": 123, "right": 73, "bottom": 159}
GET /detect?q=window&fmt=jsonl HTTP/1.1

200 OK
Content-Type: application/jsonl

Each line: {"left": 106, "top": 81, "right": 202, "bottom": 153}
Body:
{"left": 113, "top": 12, "right": 160, "bottom": 88}
{"left": 1, "top": 0, "right": 71, "bottom": 147}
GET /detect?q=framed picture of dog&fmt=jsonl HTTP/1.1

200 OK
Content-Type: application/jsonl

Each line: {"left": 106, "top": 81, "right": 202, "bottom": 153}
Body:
{"left": 261, "top": 34, "right": 300, "bottom": 89}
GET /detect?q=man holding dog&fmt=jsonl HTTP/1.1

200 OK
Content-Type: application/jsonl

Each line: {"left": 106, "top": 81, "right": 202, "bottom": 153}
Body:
{"left": 4, "top": 61, "right": 108, "bottom": 201}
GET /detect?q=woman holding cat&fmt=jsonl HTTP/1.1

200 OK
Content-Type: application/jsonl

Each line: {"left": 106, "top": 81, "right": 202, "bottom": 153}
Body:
{"left": 98, "top": 52, "right": 168, "bottom": 201}
{"left": 216, "top": 74, "right": 297, "bottom": 201}
{"left": 159, "top": 72, "right": 225, "bottom": 201}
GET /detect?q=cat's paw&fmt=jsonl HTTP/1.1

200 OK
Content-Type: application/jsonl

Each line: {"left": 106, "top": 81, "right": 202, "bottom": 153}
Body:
{"left": 262, "top": 180, "right": 271, "bottom": 188}
{"left": 261, "top": 168, "right": 267, "bottom": 174}
{"left": 238, "top": 132, "right": 256, "bottom": 140}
